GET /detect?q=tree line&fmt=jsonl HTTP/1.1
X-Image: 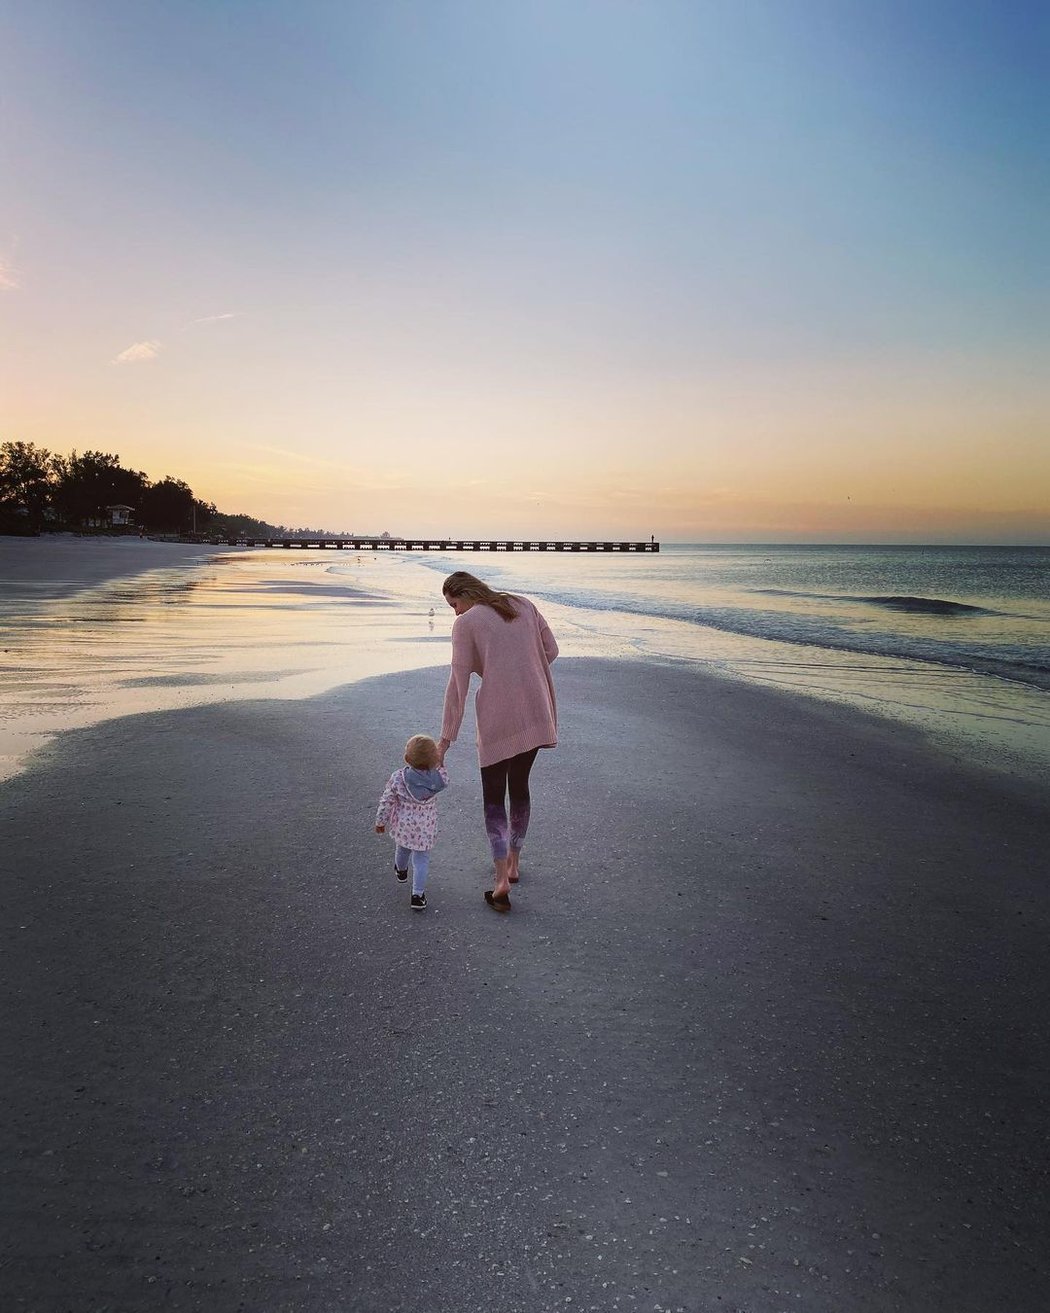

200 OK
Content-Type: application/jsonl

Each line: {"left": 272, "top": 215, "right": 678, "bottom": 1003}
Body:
{"left": 0, "top": 441, "right": 315, "bottom": 538}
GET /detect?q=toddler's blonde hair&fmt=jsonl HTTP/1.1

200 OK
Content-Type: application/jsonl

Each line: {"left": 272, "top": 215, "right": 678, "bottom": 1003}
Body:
{"left": 404, "top": 734, "right": 440, "bottom": 769}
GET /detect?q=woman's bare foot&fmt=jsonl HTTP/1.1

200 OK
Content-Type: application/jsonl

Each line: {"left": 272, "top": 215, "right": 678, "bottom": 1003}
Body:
{"left": 507, "top": 850, "right": 521, "bottom": 884}
{"left": 492, "top": 855, "right": 512, "bottom": 900}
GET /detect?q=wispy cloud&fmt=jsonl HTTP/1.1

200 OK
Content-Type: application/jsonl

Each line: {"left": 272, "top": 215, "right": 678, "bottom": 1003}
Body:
{"left": 189, "top": 312, "right": 240, "bottom": 326}
{"left": 242, "top": 443, "right": 349, "bottom": 472}
{"left": 113, "top": 339, "right": 162, "bottom": 364}
{"left": 0, "top": 258, "right": 19, "bottom": 291}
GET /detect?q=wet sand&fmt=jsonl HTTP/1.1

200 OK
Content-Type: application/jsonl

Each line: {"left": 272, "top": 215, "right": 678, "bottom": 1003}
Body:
{"left": 2, "top": 658, "right": 1048, "bottom": 1311}
{"left": 0, "top": 535, "right": 221, "bottom": 602}
{"left": 0, "top": 536, "right": 447, "bottom": 784}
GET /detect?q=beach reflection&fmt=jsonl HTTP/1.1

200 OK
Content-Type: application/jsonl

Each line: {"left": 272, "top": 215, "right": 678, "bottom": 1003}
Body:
{"left": 0, "top": 549, "right": 452, "bottom": 781}
{"left": 1, "top": 541, "right": 1047, "bottom": 785}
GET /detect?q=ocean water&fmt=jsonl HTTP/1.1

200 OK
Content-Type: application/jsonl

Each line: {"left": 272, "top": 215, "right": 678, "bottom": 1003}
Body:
{"left": 409, "top": 543, "right": 1050, "bottom": 779}
{"left": 1, "top": 540, "right": 1047, "bottom": 784}
{"left": 415, "top": 544, "right": 1050, "bottom": 693}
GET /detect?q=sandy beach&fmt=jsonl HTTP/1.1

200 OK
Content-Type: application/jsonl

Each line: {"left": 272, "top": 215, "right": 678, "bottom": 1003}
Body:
{"left": 6, "top": 2, "right": 1047, "bottom": 1304}
{"left": 2, "top": 575, "right": 1049, "bottom": 1312}
{"left": 0, "top": 535, "right": 222, "bottom": 600}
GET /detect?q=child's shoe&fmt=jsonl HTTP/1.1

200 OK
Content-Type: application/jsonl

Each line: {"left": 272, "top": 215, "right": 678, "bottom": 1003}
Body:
{"left": 394, "top": 865, "right": 409, "bottom": 883}
{"left": 410, "top": 892, "right": 427, "bottom": 910}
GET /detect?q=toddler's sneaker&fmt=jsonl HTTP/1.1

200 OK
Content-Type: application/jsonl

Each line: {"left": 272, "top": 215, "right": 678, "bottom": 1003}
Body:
{"left": 394, "top": 866, "right": 409, "bottom": 883}
{"left": 410, "top": 892, "right": 427, "bottom": 910}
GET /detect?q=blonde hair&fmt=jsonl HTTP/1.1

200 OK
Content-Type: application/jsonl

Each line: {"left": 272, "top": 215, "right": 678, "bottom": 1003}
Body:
{"left": 404, "top": 734, "right": 440, "bottom": 769}
{"left": 442, "top": 570, "right": 519, "bottom": 622}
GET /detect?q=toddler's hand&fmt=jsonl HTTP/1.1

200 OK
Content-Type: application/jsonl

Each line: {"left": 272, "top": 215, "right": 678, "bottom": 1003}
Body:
{"left": 375, "top": 824, "right": 385, "bottom": 834}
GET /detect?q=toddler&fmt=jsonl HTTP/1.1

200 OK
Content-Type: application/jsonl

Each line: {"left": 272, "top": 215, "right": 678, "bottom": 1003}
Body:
{"left": 375, "top": 734, "right": 449, "bottom": 910}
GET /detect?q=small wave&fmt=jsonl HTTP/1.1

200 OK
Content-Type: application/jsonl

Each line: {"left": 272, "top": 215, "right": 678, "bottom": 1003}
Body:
{"left": 863, "top": 595, "right": 992, "bottom": 616}
{"left": 754, "top": 588, "right": 994, "bottom": 617}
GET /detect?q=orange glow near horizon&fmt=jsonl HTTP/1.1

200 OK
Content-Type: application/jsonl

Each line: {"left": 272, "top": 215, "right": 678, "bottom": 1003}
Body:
{"left": 7, "top": 354, "right": 1046, "bottom": 542}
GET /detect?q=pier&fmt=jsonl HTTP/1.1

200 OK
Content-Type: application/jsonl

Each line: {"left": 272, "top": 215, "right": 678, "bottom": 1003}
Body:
{"left": 203, "top": 536, "right": 659, "bottom": 552}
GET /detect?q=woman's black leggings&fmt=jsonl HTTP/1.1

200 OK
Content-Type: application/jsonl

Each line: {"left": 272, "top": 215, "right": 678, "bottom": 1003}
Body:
{"left": 480, "top": 748, "right": 540, "bottom": 860}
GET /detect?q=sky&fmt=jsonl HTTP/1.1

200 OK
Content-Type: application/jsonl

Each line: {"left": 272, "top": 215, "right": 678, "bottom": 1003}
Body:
{"left": 2, "top": 0, "right": 1047, "bottom": 542}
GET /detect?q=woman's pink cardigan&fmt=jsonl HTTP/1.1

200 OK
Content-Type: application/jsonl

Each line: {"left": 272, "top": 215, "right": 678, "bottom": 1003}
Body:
{"left": 440, "top": 595, "right": 559, "bottom": 768}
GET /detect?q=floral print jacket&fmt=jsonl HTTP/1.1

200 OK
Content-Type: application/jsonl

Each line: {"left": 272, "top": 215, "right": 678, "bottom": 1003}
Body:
{"left": 375, "top": 765, "right": 449, "bottom": 851}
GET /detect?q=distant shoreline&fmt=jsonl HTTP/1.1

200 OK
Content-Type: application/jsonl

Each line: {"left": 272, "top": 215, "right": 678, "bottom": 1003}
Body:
{"left": 4, "top": 530, "right": 1047, "bottom": 549}
{"left": 0, "top": 535, "right": 225, "bottom": 603}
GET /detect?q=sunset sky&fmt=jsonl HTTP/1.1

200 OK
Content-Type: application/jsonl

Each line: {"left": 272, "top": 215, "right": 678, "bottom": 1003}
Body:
{"left": 2, "top": 1, "right": 1047, "bottom": 542}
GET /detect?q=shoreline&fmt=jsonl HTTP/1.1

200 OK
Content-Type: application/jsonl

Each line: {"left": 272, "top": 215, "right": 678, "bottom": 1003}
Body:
{"left": 409, "top": 547, "right": 1050, "bottom": 788}
{"left": 0, "top": 539, "right": 443, "bottom": 783}
{"left": 2, "top": 658, "right": 1047, "bottom": 1310}
{"left": 2, "top": 536, "right": 1047, "bottom": 794}
{"left": 0, "top": 534, "right": 229, "bottom": 602}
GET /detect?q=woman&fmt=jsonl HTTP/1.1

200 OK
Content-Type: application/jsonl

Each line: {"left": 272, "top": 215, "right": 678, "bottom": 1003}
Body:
{"left": 437, "top": 570, "right": 558, "bottom": 912}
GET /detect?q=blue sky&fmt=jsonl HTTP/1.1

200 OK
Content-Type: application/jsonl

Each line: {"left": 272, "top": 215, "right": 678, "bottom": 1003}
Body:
{"left": 2, "top": 1, "right": 1047, "bottom": 540}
